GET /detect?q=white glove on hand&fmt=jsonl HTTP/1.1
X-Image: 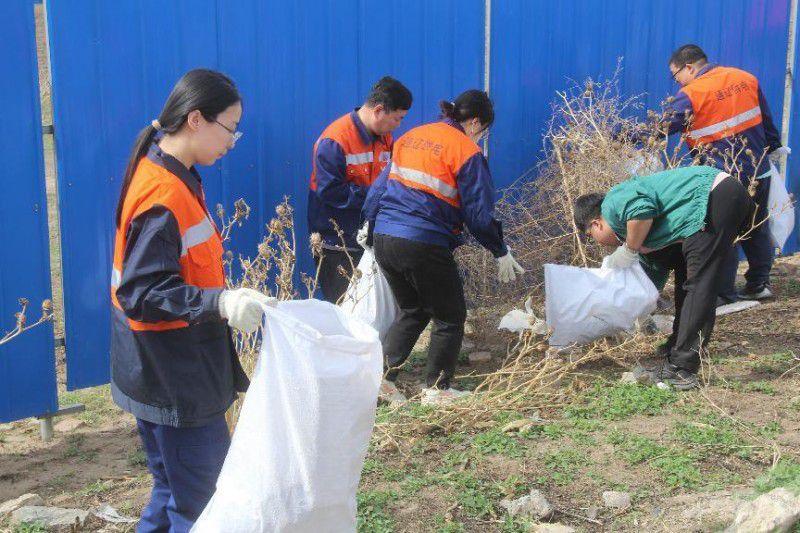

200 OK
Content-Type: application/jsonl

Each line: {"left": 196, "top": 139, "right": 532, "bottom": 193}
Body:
{"left": 603, "top": 244, "right": 639, "bottom": 269}
{"left": 218, "top": 288, "right": 277, "bottom": 333}
{"left": 356, "top": 221, "right": 370, "bottom": 250}
{"left": 769, "top": 146, "right": 791, "bottom": 164}
{"left": 497, "top": 247, "right": 525, "bottom": 283}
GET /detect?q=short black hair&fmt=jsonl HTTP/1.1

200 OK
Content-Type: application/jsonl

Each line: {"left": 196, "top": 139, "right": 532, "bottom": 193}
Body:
{"left": 669, "top": 44, "right": 708, "bottom": 68}
{"left": 365, "top": 76, "right": 412, "bottom": 112}
{"left": 573, "top": 193, "right": 605, "bottom": 234}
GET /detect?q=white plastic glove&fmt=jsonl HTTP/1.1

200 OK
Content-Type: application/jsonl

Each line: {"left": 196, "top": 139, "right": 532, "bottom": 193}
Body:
{"left": 497, "top": 246, "right": 525, "bottom": 283}
{"left": 218, "top": 288, "right": 277, "bottom": 333}
{"left": 603, "top": 244, "right": 639, "bottom": 269}
{"left": 356, "top": 221, "right": 371, "bottom": 250}
{"left": 769, "top": 146, "right": 791, "bottom": 164}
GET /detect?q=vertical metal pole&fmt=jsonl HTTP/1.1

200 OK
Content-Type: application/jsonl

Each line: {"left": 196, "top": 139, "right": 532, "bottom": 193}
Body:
{"left": 781, "top": 0, "right": 798, "bottom": 175}
{"left": 40, "top": 417, "right": 53, "bottom": 442}
{"left": 483, "top": 0, "right": 491, "bottom": 158}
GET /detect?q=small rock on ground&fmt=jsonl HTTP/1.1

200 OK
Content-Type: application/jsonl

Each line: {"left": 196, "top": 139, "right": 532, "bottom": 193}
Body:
{"left": 664, "top": 490, "right": 745, "bottom": 530}
{"left": 603, "top": 490, "right": 632, "bottom": 509}
{"left": 11, "top": 506, "right": 90, "bottom": 532}
{"left": 725, "top": 488, "right": 800, "bottom": 533}
{"left": 533, "top": 524, "right": 575, "bottom": 533}
{"left": 0, "top": 494, "right": 44, "bottom": 518}
{"left": 651, "top": 314, "right": 674, "bottom": 334}
{"left": 469, "top": 351, "right": 492, "bottom": 363}
{"left": 500, "top": 489, "right": 553, "bottom": 519}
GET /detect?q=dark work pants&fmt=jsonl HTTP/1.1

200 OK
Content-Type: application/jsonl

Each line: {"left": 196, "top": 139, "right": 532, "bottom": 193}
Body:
{"left": 136, "top": 416, "right": 230, "bottom": 533}
{"left": 649, "top": 176, "right": 752, "bottom": 373}
{"left": 718, "top": 175, "right": 774, "bottom": 298}
{"left": 373, "top": 233, "right": 467, "bottom": 389}
{"left": 315, "top": 248, "right": 363, "bottom": 304}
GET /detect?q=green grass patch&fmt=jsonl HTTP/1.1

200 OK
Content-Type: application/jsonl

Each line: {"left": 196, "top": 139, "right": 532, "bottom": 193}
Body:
{"left": 472, "top": 429, "right": 523, "bottom": 458}
{"left": 61, "top": 434, "right": 97, "bottom": 461}
{"left": 754, "top": 460, "right": 800, "bottom": 495}
{"left": 672, "top": 419, "right": 751, "bottom": 458}
{"left": 747, "top": 352, "right": 796, "bottom": 374}
{"left": 58, "top": 386, "right": 116, "bottom": 425}
{"left": 13, "top": 523, "right": 48, "bottom": 533}
{"left": 542, "top": 448, "right": 590, "bottom": 485}
{"left": 723, "top": 380, "right": 778, "bottom": 396}
{"left": 566, "top": 382, "right": 677, "bottom": 421}
{"left": 433, "top": 515, "right": 467, "bottom": 533}
{"left": 127, "top": 448, "right": 147, "bottom": 467}
{"left": 78, "top": 479, "right": 113, "bottom": 497}
{"left": 607, "top": 429, "right": 701, "bottom": 489}
{"left": 357, "top": 490, "right": 398, "bottom": 533}
{"left": 782, "top": 278, "right": 800, "bottom": 298}
{"left": 651, "top": 453, "right": 702, "bottom": 489}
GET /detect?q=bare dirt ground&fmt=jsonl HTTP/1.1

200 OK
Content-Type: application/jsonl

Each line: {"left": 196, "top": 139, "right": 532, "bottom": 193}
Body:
{"left": 1, "top": 257, "right": 799, "bottom": 532}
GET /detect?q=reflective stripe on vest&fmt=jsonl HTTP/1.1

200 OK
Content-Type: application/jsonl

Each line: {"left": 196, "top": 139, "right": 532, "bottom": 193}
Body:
{"left": 389, "top": 162, "right": 460, "bottom": 206}
{"left": 379, "top": 151, "right": 391, "bottom": 162}
{"left": 180, "top": 217, "right": 216, "bottom": 257}
{"left": 345, "top": 152, "right": 374, "bottom": 165}
{"left": 687, "top": 105, "right": 761, "bottom": 141}
{"left": 111, "top": 267, "right": 121, "bottom": 288}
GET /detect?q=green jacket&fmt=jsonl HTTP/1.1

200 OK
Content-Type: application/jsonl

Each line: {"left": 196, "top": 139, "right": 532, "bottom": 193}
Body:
{"left": 601, "top": 165, "right": 720, "bottom": 288}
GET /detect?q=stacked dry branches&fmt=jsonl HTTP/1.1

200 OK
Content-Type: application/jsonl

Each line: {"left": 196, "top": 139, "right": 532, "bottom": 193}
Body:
{"left": 459, "top": 68, "right": 708, "bottom": 314}
{"left": 373, "top": 330, "right": 656, "bottom": 449}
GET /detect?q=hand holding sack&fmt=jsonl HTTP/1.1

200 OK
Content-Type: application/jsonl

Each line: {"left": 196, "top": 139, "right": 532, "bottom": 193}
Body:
{"left": 603, "top": 244, "right": 639, "bottom": 269}
{"left": 218, "top": 288, "right": 277, "bottom": 333}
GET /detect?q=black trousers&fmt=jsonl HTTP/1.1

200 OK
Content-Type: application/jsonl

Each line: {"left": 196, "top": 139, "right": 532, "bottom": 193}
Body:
{"left": 718, "top": 176, "right": 775, "bottom": 298}
{"left": 315, "top": 248, "right": 363, "bottom": 304}
{"left": 373, "top": 233, "right": 467, "bottom": 389}
{"left": 646, "top": 176, "right": 753, "bottom": 373}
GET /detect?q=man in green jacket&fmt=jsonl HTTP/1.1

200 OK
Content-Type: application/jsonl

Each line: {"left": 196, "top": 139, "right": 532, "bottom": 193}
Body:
{"left": 573, "top": 165, "right": 752, "bottom": 390}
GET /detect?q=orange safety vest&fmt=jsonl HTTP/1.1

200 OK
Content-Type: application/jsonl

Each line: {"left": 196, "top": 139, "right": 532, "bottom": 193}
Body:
{"left": 111, "top": 157, "right": 224, "bottom": 332}
{"left": 388, "top": 121, "right": 481, "bottom": 209}
{"left": 680, "top": 66, "right": 762, "bottom": 148}
{"left": 309, "top": 112, "right": 392, "bottom": 190}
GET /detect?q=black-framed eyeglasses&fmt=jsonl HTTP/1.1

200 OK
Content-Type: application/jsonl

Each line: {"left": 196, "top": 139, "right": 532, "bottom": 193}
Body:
{"left": 213, "top": 120, "right": 243, "bottom": 145}
{"left": 670, "top": 64, "right": 687, "bottom": 82}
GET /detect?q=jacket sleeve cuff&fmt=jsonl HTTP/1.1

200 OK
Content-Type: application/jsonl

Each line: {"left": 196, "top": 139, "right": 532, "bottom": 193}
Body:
{"left": 201, "top": 288, "right": 224, "bottom": 321}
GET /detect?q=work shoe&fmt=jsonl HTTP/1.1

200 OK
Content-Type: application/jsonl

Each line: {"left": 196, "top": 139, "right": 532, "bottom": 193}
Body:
{"left": 420, "top": 387, "right": 470, "bottom": 407}
{"left": 378, "top": 379, "right": 407, "bottom": 405}
{"left": 655, "top": 362, "right": 699, "bottom": 391}
{"left": 738, "top": 284, "right": 773, "bottom": 300}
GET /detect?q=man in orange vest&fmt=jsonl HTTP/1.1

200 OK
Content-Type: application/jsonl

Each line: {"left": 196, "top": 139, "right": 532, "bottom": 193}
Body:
{"left": 308, "top": 77, "right": 412, "bottom": 303}
{"left": 663, "top": 44, "right": 784, "bottom": 304}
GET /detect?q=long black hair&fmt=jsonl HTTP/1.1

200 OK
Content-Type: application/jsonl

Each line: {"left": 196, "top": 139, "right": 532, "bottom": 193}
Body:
{"left": 115, "top": 69, "right": 241, "bottom": 227}
{"left": 439, "top": 89, "right": 494, "bottom": 128}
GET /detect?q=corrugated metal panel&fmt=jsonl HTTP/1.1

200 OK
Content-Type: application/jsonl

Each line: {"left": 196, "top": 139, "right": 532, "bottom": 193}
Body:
{"left": 46, "top": 0, "right": 483, "bottom": 390}
{"left": 489, "top": 0, "right": 796, "bottom": 252}
{"left": 0, "top": 0, "right": 57, "bottom": 422}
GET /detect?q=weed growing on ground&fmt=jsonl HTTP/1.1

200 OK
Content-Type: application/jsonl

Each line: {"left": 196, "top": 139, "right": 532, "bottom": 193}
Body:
{"left": 566, "top": 382, "right": 677, "bottom": 421}
{"left": 357, "top": 490, "right": 398, "bottom": 533}
{"left": 754, "top": 460, "right": 800, "bottom": 494}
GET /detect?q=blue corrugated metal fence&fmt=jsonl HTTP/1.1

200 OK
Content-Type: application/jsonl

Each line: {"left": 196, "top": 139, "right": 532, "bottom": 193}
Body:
{"left": 2, "top": 0, "right": 798, "bottom": 419}
{"left": 0, "top": 0, "right": 57, "bottom": 422}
